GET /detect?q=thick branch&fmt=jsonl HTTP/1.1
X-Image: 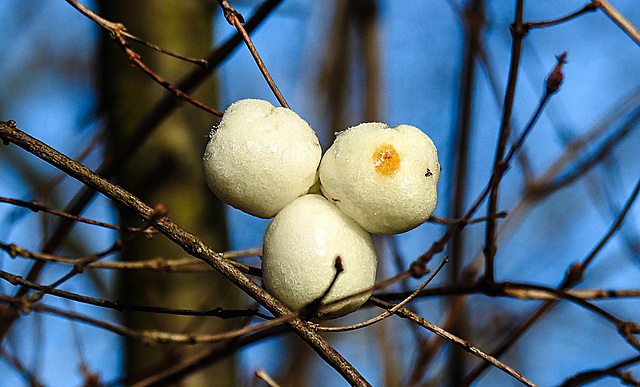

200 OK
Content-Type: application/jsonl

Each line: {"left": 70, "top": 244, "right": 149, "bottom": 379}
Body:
{"left": 0, "top": 122, "right": 370, "bottom": 386}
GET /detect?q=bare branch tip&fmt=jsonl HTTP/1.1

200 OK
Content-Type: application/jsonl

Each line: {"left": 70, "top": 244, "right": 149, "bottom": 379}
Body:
{"left": 334, "top": 256, "right": 344, "bottom": 273}
{"left": 218, "top": 0, "right": 245, "bottom": 25}
{"left": 546, "top": 51, "right": 567, "bottom": 95}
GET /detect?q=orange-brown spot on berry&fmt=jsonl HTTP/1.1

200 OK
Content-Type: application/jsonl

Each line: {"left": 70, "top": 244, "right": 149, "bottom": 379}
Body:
{"left": 373, "top": 144, "right": 401, "bottom": 176}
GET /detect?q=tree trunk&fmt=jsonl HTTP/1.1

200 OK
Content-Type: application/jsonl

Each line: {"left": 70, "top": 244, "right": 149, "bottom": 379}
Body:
{"left": 97, "top": 1, "right": 236, "bottom": 385}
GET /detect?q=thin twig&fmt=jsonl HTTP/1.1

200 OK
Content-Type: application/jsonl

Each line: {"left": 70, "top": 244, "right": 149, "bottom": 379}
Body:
{"left": 577, "top": 176, "right": 640, "bottom": 275}
{"left": 484, "top": 50, "right": 567, "bottom": 283}
{"left": 531, "top": 84, "right": 640, "bottom": 194}
{"left": 217, "top": 0, "right": 289, "bottom": 108}
{"left": 0, "top": 266, "right": 266, "bottom": 319}
{"left": 499, "top": 283, "right": 640, "bottom": 352}
{"left": 0, "top": 241, "right": 260, "bottom": 275}
{"left": 301, "top": 257, "right": 344, "bottom": 320}
{"left": 316, "top": 257, "right": 448, "bottom": 332}
{"left": 560, "top": 354, "right": 640, "bottom": 387}
{"left": 123, "top": 34, "right": 208, "bottom": 67}
{"left": 130, "top": 325, "right": 288, "bottom": 387}
{"left": 255, "top": 369, "right": 282, "bottom": 387}
{"left": 0, "top": 295, "right": 278, "bottom": 345}
{"left": 533, "top": 103, "right": 640, "bottom": 197}
{"left": 65, "top": 0, "right": 207, "bottom": 66}
{"left": 594, "top": 0, "right": 640, "bottom": 47}
{"left": 377, "top": 282, "right": 640, "bottom": 302}
{"left": 369, "top": 297, "right": 538, "bottom": 387}
{"left": 32, "top": 206, "right": 167, "bottom": 297}
{"left": 499, "top": 287, "right": 640, "bottom": 301}
{"left": 111, "top": 32, "right": 223, "bottom": 116}
{"left": 526, "top": 3, "right": 597, "bottom": 29}
{"left": 483, "top": 0, "right": 526, "bottom": 284}
{"left": 428, "top": 211, "right": 507, "bottom": 225}
{"left": 0, "top": 197, "right": 155, "bottom": 234}
{"left": 65, "top": 0, "right": 222, "bottom": 116}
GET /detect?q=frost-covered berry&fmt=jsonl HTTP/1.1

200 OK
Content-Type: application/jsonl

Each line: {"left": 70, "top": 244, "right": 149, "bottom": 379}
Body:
{"left": 319, "top": 122, "right": 440, "bottom": 234}
{"left": 262, "top": 194, "right": 377, "bottom": 319}
{"left": 203, "top": 99, "right": 322, "bottom": 218}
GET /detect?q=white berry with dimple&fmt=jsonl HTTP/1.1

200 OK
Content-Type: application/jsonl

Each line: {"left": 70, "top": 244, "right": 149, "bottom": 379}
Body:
{"left": 319, "top": 122, "right": 440, "bottom": 235}
{"left": 262, "top": 194, "right": 377, "bottom": 319}
{"left": 203, "top": 99, "right": 322, "bottom": 218}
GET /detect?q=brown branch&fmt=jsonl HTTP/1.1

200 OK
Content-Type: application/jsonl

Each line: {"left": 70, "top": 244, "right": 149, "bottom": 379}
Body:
{"left": 0, "top": 265, "right": 266, "bottom": 320}
{"left": 255, "top": 369, "right": 282, "bottom": 387}
{"left": 368, "top": 297, "right": 539, "bottom": 387}
{"left": 483, "top": 0, "right": 526, "bottom": 284}
{"left": 428, "top": 211, "right": 508, "bottom": 225}
{"left": 217, "top": 0, "right": 289, "bottom": 108}
{"left": 130, "top": 324, "right": 289, "bottom": 387}
{"left": 560, "top": 355, "right": 640, "bottom": 387}
{"left": 0, "top": 196, "right": 156, "bottom": 234}
{"left": 594, "top": 0, "right": 640, "bottom": 47}
{"left": 526, "top": 3, "right": 597, "bottom": 29}
{"left": 316, "top": 257, "right": 448, "bottom": 332}
{"left": 0, "top": 295, "right": 276, "bottom": 345}
{"left": 1, "top": 241, "right": 260, "bottom": 273}
{"left": 65, "top": 0, "right": 222, "bottom": 117}
{"left": 66, "top": 0, "right": 206, "bottom": 65}
{"left": 0, "top": 122, "right": 370, "bottom": 386}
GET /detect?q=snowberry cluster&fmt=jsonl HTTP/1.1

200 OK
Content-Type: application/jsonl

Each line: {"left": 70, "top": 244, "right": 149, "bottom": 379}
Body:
{"left": 203, "top": 99, "right": 440, "bottom": 318}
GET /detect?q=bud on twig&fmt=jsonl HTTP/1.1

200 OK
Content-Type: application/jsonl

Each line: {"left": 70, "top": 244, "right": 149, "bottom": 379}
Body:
{"left": 546, "top": 52, "right": 567, "bottom": 95}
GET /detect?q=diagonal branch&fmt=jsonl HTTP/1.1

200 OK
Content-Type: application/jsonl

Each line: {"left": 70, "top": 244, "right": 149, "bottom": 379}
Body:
{"left": 0, "top": 0, "right": 283, "bottom": 343}
{"left": 594, "top": 0, "right": 640, "bottom": 47}
{"left": 217, "top": 0, "right": 289, "bottom": 108}
{"left": 369, "top": 297, "right": 538, "bottom": 387}
{"left": 0, "top": 122, "right": 370, "bottom": 387}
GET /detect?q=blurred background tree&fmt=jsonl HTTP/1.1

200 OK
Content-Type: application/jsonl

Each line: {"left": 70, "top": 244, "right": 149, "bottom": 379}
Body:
{"left": 97, "top": 0, "right": 234, "bottom": 385}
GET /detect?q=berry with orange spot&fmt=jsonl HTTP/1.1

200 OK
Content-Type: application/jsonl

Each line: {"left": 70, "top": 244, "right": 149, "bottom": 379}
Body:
{"left": 318, "top": 122, "right": 440, "bottom": 234}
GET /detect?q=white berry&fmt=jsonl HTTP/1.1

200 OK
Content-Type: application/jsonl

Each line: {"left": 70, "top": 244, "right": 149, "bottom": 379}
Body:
{"left": 203, "top": 99, "right": 322, "bottom": 218}
{"left": 319, "top": 122, "right": 440, "bottom": 234}
{"left": 262, "top": 194, "right": 377, "bottom": 319}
